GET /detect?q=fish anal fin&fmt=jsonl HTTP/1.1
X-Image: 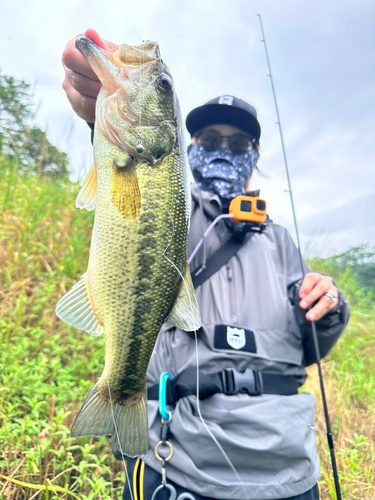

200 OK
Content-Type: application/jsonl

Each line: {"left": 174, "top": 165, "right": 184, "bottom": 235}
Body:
{"left": 111, "top": 160, "right": 141, "bottom": 219}
{"left": 71, "top": 382, "right": 148, "bottom": 458}
{"left": 55, "top": 272, "right": 104, "bottom": 337}
{"left": 166, "top": 262, "right": 201, "bottom": 332}
{"left": 76, "top": 164, "right": 97, "bottom": 211}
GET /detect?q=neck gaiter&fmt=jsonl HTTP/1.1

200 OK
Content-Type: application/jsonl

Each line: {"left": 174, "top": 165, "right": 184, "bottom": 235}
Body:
{"left": 188, "top": 143, "right": 259, "bottom": 199}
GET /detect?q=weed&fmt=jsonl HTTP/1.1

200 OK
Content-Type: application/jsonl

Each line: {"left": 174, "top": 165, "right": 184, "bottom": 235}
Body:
{"left": 0, "top": 162, "right": 123, "bottom": 499}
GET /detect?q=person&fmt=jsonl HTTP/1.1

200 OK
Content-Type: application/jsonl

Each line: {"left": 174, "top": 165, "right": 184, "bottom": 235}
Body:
{"left": 62, "top": 30, "right": 350, "bottom": 500}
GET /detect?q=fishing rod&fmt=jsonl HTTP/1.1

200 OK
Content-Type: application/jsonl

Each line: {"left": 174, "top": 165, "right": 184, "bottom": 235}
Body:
{"left": 257, "top": 14, "right": 342, "bottom": 500}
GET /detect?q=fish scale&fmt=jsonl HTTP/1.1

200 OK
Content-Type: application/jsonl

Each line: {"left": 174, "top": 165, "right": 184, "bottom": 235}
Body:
{"left": 56, "top": 37, "right": 200, "bottom": 457}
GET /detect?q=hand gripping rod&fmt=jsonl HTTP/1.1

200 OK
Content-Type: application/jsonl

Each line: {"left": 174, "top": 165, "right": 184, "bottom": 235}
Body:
{"left": 257, "top": 14, "right": 342, "bottom": 500}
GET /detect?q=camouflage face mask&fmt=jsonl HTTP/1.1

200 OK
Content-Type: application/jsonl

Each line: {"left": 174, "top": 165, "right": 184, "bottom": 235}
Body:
{"left": 188, "top": 143, "right": 259, "bottom": 199}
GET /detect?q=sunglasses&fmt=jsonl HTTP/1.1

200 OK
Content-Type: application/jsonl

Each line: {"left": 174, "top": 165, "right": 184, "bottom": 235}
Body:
{"left": 196, "top": 131, "right": 254, "bottom": 154}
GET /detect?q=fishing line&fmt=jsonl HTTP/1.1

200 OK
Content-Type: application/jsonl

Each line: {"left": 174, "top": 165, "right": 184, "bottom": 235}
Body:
{"left": 136, "top": 43, "right": 144, "bottom": 154}
{"left": 257, "top": 14, "right": 342, "bottom": 500}
{"left": 156, "top": 166, "right": 251, "bottom": 500}
{"left": 138, "top": 46, "right": 143, "bottom": 129}
{"left": 106, "top": 374, "right": 135, "bottom": 500}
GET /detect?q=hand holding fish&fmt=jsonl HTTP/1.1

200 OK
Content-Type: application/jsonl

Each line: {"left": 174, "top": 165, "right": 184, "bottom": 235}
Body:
{"left": 62, "top": 29, "right": 118, "bottom": 122}
{"left": 299, "top": 272, "right": 339, "bottom": 321}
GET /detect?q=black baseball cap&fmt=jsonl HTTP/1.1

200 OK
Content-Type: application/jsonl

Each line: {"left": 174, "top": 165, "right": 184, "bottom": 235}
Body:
{"left": 185, "top": 95, "right": 261, "bottom": 141}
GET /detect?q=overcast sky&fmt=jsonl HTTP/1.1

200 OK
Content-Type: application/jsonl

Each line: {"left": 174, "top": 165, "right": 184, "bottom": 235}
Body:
{"left": 1, "top": 0, "right": 374, "bottom": 256}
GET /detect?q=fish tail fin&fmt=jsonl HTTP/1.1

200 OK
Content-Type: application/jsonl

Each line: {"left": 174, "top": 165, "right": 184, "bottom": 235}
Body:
{"left": 70, "top": 382, "right": 148, "bottom": 458}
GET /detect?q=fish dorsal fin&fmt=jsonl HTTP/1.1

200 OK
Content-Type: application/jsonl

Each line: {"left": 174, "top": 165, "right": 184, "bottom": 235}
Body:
{"left": 55, "top": 273, "right": 104, "bottom": 337}
{"left": 76, "top": 164, "right": 97, "bottom": 211}
{"left": 166, "top": 263, "right": 201, "bottom": 332}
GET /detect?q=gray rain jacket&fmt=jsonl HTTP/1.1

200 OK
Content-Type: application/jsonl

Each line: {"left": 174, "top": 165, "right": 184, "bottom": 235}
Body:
{"left": 143, "top": 184, "right": 349, "bottom": 500}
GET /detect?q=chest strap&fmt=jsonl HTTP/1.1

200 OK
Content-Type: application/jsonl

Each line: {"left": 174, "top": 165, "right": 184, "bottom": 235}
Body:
{"left": 191, "top": 227, "right": 265, "bottom": 289}
{"left": 147, "top": 367, "right": 299, "bottom": 405}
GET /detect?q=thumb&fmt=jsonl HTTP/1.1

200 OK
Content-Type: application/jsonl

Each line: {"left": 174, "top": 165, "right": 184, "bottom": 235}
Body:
{"left": 84, "top": 28, "right": 118, "bottom": 53}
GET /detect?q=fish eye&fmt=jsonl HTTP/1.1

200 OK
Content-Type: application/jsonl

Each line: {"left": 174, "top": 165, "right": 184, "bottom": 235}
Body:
{"left": 157, "top": 75, "right": 173, "bottom": 92}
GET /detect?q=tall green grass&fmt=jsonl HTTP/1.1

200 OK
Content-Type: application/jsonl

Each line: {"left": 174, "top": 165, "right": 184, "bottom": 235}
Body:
{"left": 0, "top": 159, "right": 124, "bottom": 499}
{"left": 0, "top": 159, "right": 374, "bottom": 499}
{"left": 305, "top": 249, "right": 375, "bottom": 499}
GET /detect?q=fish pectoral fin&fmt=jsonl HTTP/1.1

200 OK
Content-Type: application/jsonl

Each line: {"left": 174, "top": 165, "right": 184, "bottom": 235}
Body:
{"left": 55, "top": 272, "right": 104, "bottom": 337}
{"left": 111, "top": 160, "right": 141, "bottom": 219}
{"left": 166, "top": 262, "right": 201, "bottom": 332}
{"left": 76, "top": 163, "right": 97, "bottom": 211}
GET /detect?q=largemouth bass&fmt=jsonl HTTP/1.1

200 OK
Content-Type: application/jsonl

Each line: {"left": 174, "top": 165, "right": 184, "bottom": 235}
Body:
{"left": 56, "top": 37, "right": 201, "bottom": 458}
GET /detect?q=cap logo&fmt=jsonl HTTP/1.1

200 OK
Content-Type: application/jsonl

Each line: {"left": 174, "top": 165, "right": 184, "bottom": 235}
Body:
{"left": 218, "top": 95, "right": 234, "bottom": 106}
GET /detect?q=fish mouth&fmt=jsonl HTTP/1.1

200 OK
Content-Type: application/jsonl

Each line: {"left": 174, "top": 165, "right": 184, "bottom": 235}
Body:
{"left": 75, "top": 36, "right": 121, "bottom": 93}
{"left": 75, "top": 36, "right": 93, "bottom": 56}
{"left": 75, "top": 36, "right": 111, "bottom": 64}
{"left": 75, "top": 37, "right": 161, "bottom": 68}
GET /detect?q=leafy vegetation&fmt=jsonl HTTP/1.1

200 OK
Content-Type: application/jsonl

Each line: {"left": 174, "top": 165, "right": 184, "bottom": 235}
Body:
{"left": 310, "top": 246, "right": 375, "bottom": 301}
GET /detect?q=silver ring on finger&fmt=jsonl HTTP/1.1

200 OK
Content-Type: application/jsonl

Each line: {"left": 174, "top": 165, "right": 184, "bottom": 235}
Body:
{"left": 324, "top": 291, "right": 337, "bottom": 305}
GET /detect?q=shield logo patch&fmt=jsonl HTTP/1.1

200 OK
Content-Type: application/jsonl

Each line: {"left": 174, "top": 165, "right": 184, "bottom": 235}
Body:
{"left": 226, "top": 327, "right": 246, "bottom": 350}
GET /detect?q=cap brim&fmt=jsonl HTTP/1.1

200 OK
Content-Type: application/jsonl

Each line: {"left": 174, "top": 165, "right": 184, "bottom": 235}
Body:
{"left": 186, "top": 104, "right": 261, "bottom": 140}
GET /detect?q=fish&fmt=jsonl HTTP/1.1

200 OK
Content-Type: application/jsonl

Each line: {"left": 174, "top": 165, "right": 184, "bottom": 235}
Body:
{"left": 56, "top": 37, "right": 201, "bottom": 458}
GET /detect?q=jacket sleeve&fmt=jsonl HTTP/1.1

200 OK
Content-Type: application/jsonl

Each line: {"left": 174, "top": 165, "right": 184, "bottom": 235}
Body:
{"left": 282, "top": 227, "right": 350, "bottom": 366}
{"left": 88, "top": 122, "right": 95, "bottom": 144}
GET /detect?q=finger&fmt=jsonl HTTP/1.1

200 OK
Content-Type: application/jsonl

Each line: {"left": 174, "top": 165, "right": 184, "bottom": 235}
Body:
{"left": 64, "top": 67, "right": 102, "bottom": 97}
{"left": 299, "top": 276, "right": 334, "bottom": 309}
{"left": 62, "top": 36, "right": 99, "bottom": 81}
{"left": 62, "top": 83, "right": 97, "bottom": 123}
{"left": 299, "top": 273, "right": 320, "bottom": 299}
{"left": 84, "top": 28, "right": 119, "bottom": 53}
{"left": 85, "top": 28, "right": 108, "bottom": 49}
{"left": 305, "top": 287, "right": 339, "bottom": 321}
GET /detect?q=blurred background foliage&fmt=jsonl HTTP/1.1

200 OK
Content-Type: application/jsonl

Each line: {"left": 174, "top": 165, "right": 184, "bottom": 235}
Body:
{"left": 310, "top": 246, "right": 375, "bottom": 303}
{"left": 0, "top": 70, "right": 69, "bottom": 178}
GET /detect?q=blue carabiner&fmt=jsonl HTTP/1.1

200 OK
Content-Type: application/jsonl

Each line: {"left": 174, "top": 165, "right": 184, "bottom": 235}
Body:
{"left": 159, "top": 372, "right": 173, "bottom": 421}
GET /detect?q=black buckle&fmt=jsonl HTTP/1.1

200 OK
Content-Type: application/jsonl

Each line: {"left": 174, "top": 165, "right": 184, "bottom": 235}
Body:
{"left": 221, "top": 368, "right": 262, "bottom": 396}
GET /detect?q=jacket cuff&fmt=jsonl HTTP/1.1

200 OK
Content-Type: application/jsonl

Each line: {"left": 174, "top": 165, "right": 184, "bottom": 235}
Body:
{"left": 87, "top": 122, "right": 95, "bottom": 144}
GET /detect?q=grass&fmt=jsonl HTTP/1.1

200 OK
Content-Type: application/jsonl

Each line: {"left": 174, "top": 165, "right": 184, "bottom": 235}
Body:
{"left": 305, "top": 307, "right": 375, "bottom": 499}
{"left": 0, "top": 159, "right": 124, "bottom": 499}
{"left": 0, "top": 158, "right": 374, "bottom": 499}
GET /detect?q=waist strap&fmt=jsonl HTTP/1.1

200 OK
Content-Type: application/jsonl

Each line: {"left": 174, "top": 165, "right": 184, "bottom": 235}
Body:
{"left": 148, "top": 367, "right": 299, "bottom": 405}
